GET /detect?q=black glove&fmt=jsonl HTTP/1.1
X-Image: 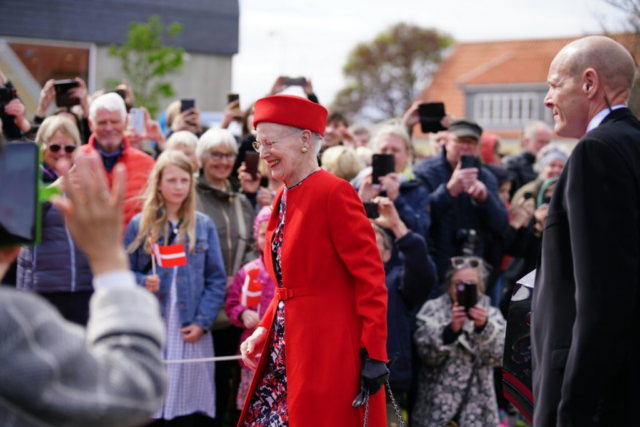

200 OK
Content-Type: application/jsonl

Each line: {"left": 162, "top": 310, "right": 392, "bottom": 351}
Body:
{"left": 352, "top": 349, "right": 394, "bottom": 408}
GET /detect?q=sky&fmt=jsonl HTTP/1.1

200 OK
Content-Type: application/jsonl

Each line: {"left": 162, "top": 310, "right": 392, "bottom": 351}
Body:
{"left": 231, "top": 0, "right": 629, "bottom": 109}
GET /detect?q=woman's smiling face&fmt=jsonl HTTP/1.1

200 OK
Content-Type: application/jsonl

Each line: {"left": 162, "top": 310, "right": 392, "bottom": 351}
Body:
{"left": 255, "top": 122, "right": 306, "bottom": 187}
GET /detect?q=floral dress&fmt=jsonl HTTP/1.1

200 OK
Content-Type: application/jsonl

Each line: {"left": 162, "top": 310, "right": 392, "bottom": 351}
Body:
{"left": 242, "top": 187, "right": 290, "bottom": 426}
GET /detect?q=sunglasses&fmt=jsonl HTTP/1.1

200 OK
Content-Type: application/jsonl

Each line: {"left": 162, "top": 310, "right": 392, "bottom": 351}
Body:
{"left": 48, "top": 143, "right": 77, "bottom": 154}
{"left": 451, "top": 256, "right": 482, "bottom": 269}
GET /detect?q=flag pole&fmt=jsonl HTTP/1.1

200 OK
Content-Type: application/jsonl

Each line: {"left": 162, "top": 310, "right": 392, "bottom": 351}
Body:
{"left": 150, "top": 231, "right": 157, "bottom": 276}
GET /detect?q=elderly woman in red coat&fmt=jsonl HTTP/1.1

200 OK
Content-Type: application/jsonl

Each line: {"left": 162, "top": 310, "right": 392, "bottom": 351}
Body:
{"left": 238, "top": 95, "right": 389, "bottom": 427}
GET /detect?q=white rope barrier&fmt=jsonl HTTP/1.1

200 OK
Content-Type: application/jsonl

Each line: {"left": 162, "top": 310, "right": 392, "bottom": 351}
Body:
{"left": 164, "top": 355, "right": 243, "bottom": 364}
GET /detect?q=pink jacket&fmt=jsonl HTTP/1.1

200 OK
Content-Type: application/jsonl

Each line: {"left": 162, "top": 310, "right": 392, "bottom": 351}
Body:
{"left": 225, "top": 256, "right": 276, "bottom": 366}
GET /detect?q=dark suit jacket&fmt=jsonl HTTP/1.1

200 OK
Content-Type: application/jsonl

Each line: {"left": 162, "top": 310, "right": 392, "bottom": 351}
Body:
{"left": 531, "top": 107, "right": 640, "bottom": 426}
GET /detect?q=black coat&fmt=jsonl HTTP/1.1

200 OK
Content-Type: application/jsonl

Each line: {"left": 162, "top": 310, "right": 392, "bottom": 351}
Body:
{"left": 531, "top": 108, "right": 640, "bottom": 426}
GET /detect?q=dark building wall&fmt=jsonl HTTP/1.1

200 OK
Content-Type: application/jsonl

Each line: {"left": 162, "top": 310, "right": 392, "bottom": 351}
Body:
{"left": 0, "top": 0, "right": 239, "bottom": 55}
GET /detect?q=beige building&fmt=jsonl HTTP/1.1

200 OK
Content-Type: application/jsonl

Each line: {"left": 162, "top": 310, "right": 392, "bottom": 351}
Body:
{"left": 0, "top": 0, "right": 239, "bottom": 118}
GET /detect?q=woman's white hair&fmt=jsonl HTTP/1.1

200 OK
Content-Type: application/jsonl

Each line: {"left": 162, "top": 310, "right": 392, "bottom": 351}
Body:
{"left": 196, "top": 128, "right": 237, "bottom": 163}
{"left": 89, "top": 92, "right": 127, "bottom": 123}
{"left": 166, "top": 130, "right": 199, "bottom": 151}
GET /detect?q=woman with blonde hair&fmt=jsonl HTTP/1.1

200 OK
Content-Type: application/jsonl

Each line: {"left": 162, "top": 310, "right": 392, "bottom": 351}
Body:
{"left": 35, "top": 115, "right": 81, "bottom": 183}
{"left": 124, "top": 150, "right": 227, "bottom": 425}
{"left": 321, "top": 145, "right": 365, "bottom": 181}
{"left": 17, "top": 114, "right": 91, "bottom": 325}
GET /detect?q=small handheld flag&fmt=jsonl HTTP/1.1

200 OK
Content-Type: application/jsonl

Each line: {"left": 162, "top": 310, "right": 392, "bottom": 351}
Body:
{"left": 151, "top": 231, "right": 187, "bottom": 268}
{"left": 240, "top": 268, "right": 263, "bottom": 307}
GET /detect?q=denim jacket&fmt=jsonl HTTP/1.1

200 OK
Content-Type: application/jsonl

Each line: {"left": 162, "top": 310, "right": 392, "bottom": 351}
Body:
{"left": 123, "top": 211, "right": 227, "bottom": 331}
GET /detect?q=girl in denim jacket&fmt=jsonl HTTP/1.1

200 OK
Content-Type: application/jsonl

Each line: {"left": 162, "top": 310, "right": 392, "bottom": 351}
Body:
{"left": 225, "top": 206, "right": 276, "bottom": 410}
{"left": 124, "top": 150, "right": 227, "bottom": 425}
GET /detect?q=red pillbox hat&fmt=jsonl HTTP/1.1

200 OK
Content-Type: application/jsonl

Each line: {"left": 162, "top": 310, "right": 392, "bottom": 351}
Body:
{"left": 253, "top": 94, "right": 328, "bottom": 136}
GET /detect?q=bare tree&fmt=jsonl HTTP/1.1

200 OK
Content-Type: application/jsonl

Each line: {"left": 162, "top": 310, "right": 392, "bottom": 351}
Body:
{"left": 331, "top": 23, "right": 453, "bottom": 124}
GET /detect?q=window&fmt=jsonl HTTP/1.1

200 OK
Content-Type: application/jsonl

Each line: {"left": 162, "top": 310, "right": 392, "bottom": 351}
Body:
{"left": 473, "top": 92, "right": 540, "bottom": 126}
{"left": 8, "top": 42, "right": 89, "bottom": 85}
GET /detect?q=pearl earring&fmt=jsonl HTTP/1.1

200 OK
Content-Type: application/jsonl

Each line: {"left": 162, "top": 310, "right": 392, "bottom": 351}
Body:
{"left": 301, "top": 147, "right": 308, "bottom": 153}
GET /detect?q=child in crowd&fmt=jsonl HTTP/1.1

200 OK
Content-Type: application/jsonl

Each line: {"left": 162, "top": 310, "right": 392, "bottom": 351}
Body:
{"left": 124, "top": 150, "right": 227, "bottom": 425}
{"left": 225, "top": 206, "right": 277, "bottom": 410}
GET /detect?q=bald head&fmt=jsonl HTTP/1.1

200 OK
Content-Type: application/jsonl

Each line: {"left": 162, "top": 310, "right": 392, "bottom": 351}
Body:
{"left": 557, "top": 36, "right": 636, "bottom": 100}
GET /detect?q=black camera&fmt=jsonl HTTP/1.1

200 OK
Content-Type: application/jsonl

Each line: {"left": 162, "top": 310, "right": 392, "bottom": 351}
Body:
{"left": 456, "top": 228, "right": 478, "bottom": 256}
{"left": 0, "top": 86, "right": 17, "bottom": 109}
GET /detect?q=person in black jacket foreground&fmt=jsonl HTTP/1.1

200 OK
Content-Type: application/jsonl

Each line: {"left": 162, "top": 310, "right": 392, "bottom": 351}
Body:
{"left": 370, "top": 196, "right": 437, "bottom": 420}
{"left": 532, "top": 35, "right": 640, "bottom": 427}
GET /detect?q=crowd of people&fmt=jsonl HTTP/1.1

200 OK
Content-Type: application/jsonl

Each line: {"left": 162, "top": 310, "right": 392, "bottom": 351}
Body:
{"left": 1, "top": 56, "right": 570, "bottom": 426}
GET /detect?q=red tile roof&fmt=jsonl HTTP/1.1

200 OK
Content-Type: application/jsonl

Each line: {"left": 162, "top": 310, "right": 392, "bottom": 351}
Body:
{"left": 415, "top": 34, "right": 638, "bottom": 139}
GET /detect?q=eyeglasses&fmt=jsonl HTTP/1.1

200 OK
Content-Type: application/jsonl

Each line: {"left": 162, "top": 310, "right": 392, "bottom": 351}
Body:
{"left": 451, "top": 256, "right": 482, "bottom": 269}
{"left": 252, "top": 131, "right": 302, "bottom": 152}
{"left": 208, "top": 152, "right": 236, "bottom": 162}
{"left": 48, "top": 143, "right": 77, "bottom": 154}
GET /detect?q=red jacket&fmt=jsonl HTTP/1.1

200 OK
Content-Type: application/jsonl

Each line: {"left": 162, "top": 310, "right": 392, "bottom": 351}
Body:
{"left": 238, "top": 170, "right": 388, "bottom": 427}
{"left": 77, "top": 135, "right": 155, "bottom": 231}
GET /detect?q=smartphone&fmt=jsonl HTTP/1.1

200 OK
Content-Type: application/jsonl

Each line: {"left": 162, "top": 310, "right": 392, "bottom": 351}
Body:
{"left": 0, "top": 86, "right": 17, "bottom": 107}
{"left": 227, "top": 93, "right": 240, "bottom": 109}
{"left": 363, "top": 201, "right": 379, "bottom": 219}
{"left": 523, "top": 192, "right": 534, "bottom": 201}
{"left": 371, "top": 154, "right": 395, "bottom": 184}
{"left": 460, "top": 154, "right": 476, "bottom": 169}
{"left": 129, "top": 108, "right": 145, "bottom": 136}
{"left": 0, "top": 142, "right": 41, "bottom": 246}
{"left": 244, "top": 152, "right": 259, "bottom": 180}
{"left": 543, "top": 195, "right": 552, "bottom": 205}
{"left": 283, "top": 77, "right": 307, "bottom": 86}
{"left": 180, "top": 98, "right": 195, "bottom": 113}
{"left": 418, "top": 102, "right": 447, "bottom": 133}
{"left": 54, "top": 79, "right": 80, "bottom": 108}
{"left": 456, "top": 282, "right": 478, "bottom": 313}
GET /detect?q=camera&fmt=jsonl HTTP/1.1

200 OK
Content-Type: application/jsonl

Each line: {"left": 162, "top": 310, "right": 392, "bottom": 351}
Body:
{"left": 456, "top": 228, "right": 478, "bottom": 256}
{"left": 0, "top": 86, "right": 17, "bottom": 110}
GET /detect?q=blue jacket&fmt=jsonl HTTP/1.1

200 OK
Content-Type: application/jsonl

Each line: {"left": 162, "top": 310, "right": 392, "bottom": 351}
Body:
{"left": 413, "top": 151, "right": 509, "bottom": 290}
{"left": 124, "top": 212, "right": 227, "bottom": 331}
{"left": 17, "top": 202, "right": 93, "bottom": 293}
{"left": 386, "top": 231, "right": 437, "bottom": 391}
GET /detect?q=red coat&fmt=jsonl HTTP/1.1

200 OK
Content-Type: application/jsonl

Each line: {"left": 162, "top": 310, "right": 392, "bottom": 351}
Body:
{"left": 238, "top": 170, "right": 388, "bottom": 427}
{"left": 77, "top": 135, "right": 155, "bottom": 231}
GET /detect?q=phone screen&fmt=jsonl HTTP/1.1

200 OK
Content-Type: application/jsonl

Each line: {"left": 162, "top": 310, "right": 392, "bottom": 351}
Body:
{"left": 0, "top": 143, "right": 39, "bottom": 245}
{"left": 372, "top": 154, "right": 395, "bottom": 184}
{"left": 460, "top": 154, "right": 476, "bottom": 169}
{"left": 54, "top": 79, "right": 80, "bottom": 108}
{"left": 363, "top": 201, "right": 379, "bottom": 219}
{"left": 283, "top": 77, "right": 306, "bottom": 86}
{"left": 180, "top": 98, "right": 195, "bottom": 113}
{"left": 129, "top": 108, "right": 145, "bottom": 136}
{"left": 418, "top": 102, "right": 447, "bottom": 133}
{"left": 244, "top": 152, "right": 259, "bottom": 180}
{"left": 227, "top": 93, "right": 240, "bottom": 109}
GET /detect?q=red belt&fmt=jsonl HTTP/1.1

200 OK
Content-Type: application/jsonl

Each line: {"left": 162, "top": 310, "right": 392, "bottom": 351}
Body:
{"left": 276, "top": 287, "right": 311, "bottom": 301}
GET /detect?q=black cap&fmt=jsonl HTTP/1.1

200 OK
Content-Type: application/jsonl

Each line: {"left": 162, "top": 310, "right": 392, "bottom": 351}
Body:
{"left": 449, "top": 119, "right": 483, "bottom": 140}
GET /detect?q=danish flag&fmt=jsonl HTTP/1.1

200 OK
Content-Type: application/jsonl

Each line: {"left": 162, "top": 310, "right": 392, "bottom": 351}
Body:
{"left": 240, "top": 268, "right": 263, "bottom": 307}
{"left": 150, "top": 232, "right": 187, "bottom": 268}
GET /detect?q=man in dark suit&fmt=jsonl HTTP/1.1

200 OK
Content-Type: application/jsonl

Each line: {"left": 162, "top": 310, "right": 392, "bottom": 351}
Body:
{"left": 532, "top": 35, "right": 640, "bottom": 426}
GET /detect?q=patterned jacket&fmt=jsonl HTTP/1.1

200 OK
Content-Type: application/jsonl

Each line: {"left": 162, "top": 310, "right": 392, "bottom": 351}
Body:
{"left": 412, "top": 294, "right": 506, "bottom": 427}
{"left": 0, "top": 275, "right": 166, "bottom": 426}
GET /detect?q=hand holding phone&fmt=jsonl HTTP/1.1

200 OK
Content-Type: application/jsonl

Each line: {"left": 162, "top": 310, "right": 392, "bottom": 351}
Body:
{"left": 460, "top": 154, "right": 477, "bottom": 169}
